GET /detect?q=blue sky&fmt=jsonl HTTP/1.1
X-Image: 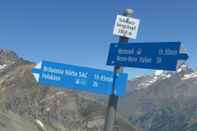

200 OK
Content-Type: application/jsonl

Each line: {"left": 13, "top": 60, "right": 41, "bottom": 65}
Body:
{"left": 0, "top": 0, "right": 196, "bottom": 79}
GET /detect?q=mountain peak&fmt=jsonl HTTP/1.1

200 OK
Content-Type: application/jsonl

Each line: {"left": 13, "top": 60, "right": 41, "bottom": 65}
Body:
{"left": 0, "top": 48, "right": 18, "bottom": 56}
{"left": 0, "top": 49, "right": 20, "bottom": 65}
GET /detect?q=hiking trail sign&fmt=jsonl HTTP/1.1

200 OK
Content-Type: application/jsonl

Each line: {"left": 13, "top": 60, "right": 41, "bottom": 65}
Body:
{"left": 113, "top": 15, "right": 140, "bottom": 39}
{"left": 107, "top": 42, "right": 189, "bottom": 71}
{"left": 32, "top": 60, "right": 128, "bottom": 96}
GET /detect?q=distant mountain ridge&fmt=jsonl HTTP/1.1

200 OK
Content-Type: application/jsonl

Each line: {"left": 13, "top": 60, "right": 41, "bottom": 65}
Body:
{"left": 126, "top": 64, "right": 195, "bottom": 93}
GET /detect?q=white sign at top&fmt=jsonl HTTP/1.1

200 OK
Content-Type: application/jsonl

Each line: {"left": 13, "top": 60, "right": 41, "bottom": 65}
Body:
{"left": 113, "top": 15, "right": 140, "bottom": 39}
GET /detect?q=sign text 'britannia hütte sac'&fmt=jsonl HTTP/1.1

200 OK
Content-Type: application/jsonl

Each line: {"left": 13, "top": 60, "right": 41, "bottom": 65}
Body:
{"left": 32, "top": 61, "right": 128, "bottom": 96}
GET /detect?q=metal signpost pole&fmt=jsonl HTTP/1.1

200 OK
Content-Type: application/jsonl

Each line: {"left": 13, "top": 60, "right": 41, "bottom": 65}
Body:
{"left": 103, "top": 9, "right": 133, "bottom": 131}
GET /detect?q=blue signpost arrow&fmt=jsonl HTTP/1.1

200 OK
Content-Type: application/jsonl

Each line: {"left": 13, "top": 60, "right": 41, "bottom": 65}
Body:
{"left": 107, "top": 42, "right": 189, "bottom": 71}
{"left": 32, "top": 60, "right": 128, "bottom": 96}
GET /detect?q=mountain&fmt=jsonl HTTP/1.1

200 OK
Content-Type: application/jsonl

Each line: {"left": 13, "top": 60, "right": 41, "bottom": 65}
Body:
{"left": 1, "top": 48, "right": 196, "bottom": 131}
{"left": 0, "top": 49, "right": 29, "bottom": 65}
{"left": 119, "top": 64, "right": 197, "bottom": 131}
{"left": 0, "top": 49, "right": 135, "bottom": 131}
{"left": 0, "top": 110, "right": 65, "bottom": 131}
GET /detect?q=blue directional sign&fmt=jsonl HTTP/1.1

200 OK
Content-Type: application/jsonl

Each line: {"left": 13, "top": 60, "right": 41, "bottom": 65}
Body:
{"left": 107, "top": 42, "right": 189, "bottom": 71}
{"left": 32, "top": 60, "right": 128, "bottom": 96}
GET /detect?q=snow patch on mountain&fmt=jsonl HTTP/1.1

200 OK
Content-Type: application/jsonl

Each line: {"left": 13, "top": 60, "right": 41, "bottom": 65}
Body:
{"left": 35, "top": 119, "right": 46, "bottom": 131}
{"left": 177, "top": 68, "right": 182, "bottom": 73}
{"left": 154, "top": 70, "right": 164, "bottom": 76}
{"left": 133, "top": 64, "right": 194, "bottom": 91}
{"left": 136, "top": 77, "right": 157, "bottom": 90}
{"left": 154, "top": 70, "right": 172, "bottom": 79}
{"left": 135, "top": 70, "right": 173, "bottom": 90}
{"left": 0, "top": 64, "right": 7, "bottom": 70}
{"left": 177, "top": 64, "right": 188, "bottom": 73}
{"left": 182, "top": 71, "right": 197, "bottom": 80}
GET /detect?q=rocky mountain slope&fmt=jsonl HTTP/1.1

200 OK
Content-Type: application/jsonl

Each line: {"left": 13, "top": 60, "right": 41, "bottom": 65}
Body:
{"left": 0, "top": 110, "right": 65, "bottom": 131}
{"left": 1, "top": 48, "right": 196, "bottom": 131}
{"left": 0, "top": 49, "right": 135, "bottom": 131}
{"left": 119, "top": 64, "right": 197, "bottom": 131}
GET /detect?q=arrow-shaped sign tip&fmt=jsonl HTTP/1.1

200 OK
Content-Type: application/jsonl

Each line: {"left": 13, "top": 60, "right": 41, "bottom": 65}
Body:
{"left": 33, "top": 73, "right": 40, "bottom": 82}
{"left": 179, "top": 53, "right": 189, "bottom": 60}
{"left": 32, "top": 62, "right": 42, "bottom": 82}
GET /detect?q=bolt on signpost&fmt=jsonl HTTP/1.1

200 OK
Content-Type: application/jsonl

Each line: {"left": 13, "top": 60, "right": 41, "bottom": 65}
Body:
{"left": 104, "top": 9, "right": 139, "bottom": 131}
